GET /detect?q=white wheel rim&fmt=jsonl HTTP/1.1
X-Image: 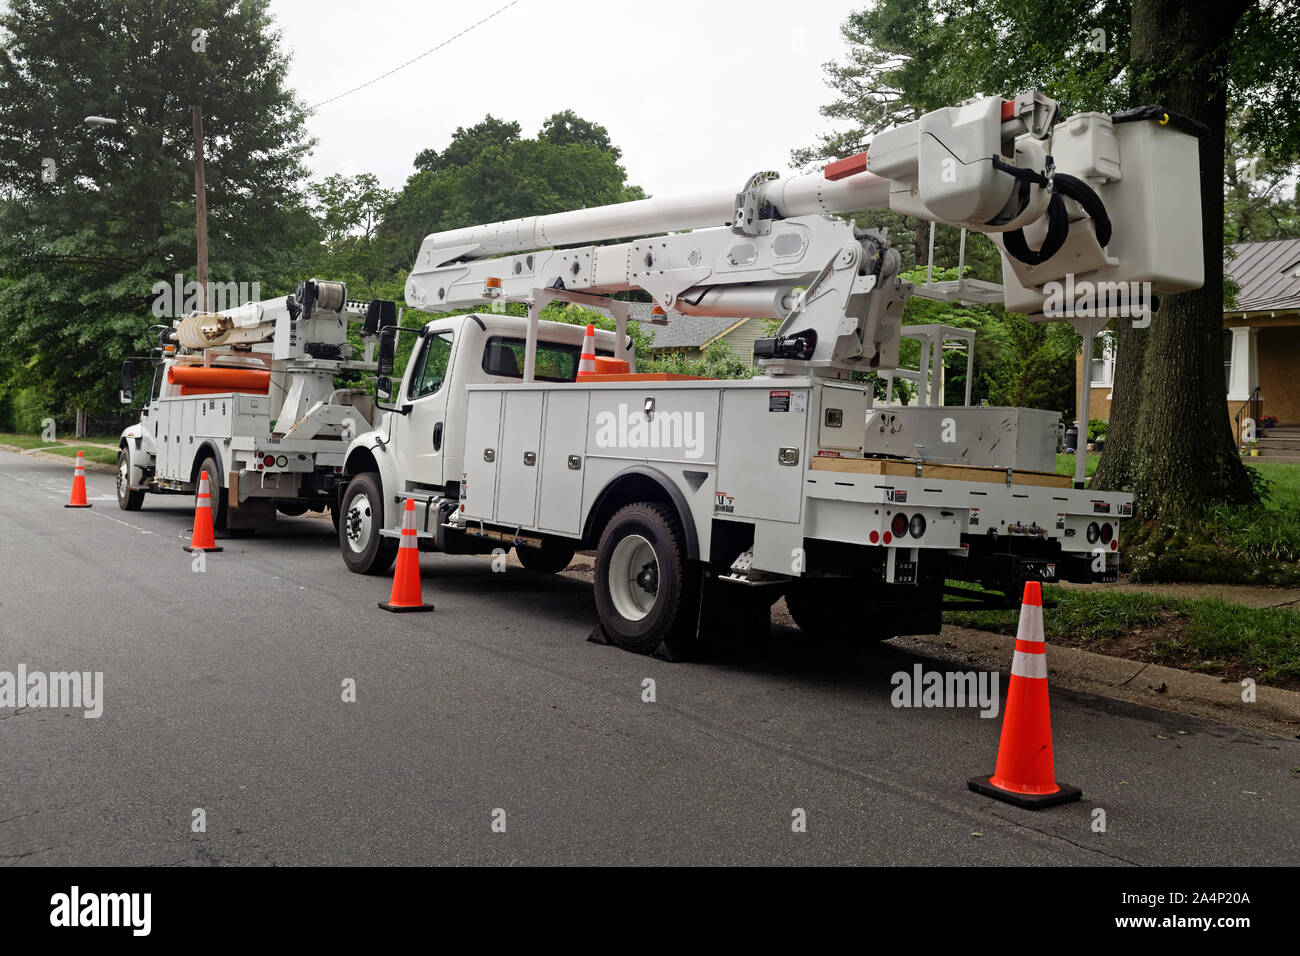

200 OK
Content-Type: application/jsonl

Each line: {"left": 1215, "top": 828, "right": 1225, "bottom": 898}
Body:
{"left": 117, "top": 458, "right": 129, "bottom": 498}
{"left": 345, "top": 492, "right": 375, "bottom": 554}
{"left": 608, "top": 533, "right": 659, "bottom": 622}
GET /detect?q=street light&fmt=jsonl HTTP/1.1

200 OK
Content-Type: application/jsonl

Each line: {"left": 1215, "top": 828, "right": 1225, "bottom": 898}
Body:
{"left": 82, "top": 109, "right": 209, "bottom": 311}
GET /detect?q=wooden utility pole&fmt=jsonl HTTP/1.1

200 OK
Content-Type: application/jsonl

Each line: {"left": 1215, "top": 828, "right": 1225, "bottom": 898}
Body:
{"left": 192, "top": 104, "right": 209, "bottom": 312}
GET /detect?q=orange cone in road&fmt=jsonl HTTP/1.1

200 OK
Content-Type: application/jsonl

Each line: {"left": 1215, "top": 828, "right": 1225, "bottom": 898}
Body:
{"left": 576, "top": 324, "right": 597, "bottom": 379}
{"left": 379, "top": 498, "right": 434, "bottom": 612}
{"left": 182, "top": 470, "right": 223, "bottom": 553}
{"left": 968, "top": 581, "right": 1081, "bottom": 809}
{"left": 64, "top": 451, "right": 92, "bottom": 508}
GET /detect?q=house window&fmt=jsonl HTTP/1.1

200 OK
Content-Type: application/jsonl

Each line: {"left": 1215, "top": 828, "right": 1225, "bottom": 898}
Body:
{"left": 1090, "top": 331, "right": 1116, "bottom": 387}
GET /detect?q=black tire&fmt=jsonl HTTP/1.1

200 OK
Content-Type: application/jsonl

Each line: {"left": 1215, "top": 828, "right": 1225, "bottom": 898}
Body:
{"left": 701, "top": 580, "right": 778, "bottom": 640}
{"left": 339, "top": 472, "right": 398, "bottom": 575}
{"left": 594, "top": 502, "right": 697, "bottom": 656}
{"left": 516, "top": 538, "right": 578, "bottom": 574}
{"left": 195, "top": 455, "right": 227, "bottom": 530}
{"left": 783, "top": 578, "right": 938, "bottom": 641}
{"left": 116, "top": 448, "right": 144, "bottom": 511}
{"left": 783, "top": 582, "right": 844, "bottom": 638}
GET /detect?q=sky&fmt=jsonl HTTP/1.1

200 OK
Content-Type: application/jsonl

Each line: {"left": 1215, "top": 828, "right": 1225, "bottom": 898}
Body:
{"left": 273, "top": 0, "right": 861, "bottom": 198}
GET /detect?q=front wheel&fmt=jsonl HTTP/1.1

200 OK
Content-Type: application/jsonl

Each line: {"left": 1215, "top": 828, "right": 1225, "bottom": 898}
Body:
{"left": 116, "top": 448, "right": 144, "bottom": 511}
{"left": 339, "top": 473, "right": 399, "bottom": 575}
{"left": 594, "top": 502, "right": 697, "bottom": 656}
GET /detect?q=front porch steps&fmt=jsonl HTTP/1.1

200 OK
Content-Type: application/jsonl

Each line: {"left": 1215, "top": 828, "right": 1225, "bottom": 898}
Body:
{"left": 1245, "top": 426, "right": 1300, "bottom": 463}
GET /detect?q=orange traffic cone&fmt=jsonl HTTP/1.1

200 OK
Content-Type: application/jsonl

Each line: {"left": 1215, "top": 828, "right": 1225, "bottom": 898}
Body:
{"left": 182, "top": 470, "right": 223, "bottom": 553}
{"left": 576, "top": 324, "right": 597, "bottom": 379}
{"left": 969, "top": 581, "right": 1081, "bottom": 809}
{"left": 379, "top": 498, "right": 434, "bottom": 612}
{"left": 64, "top": 451, "right": 92, "bottom": 508}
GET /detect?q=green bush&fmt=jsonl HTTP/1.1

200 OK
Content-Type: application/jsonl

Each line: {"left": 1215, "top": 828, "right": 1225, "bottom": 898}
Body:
{"left": 9, "top": 386, "right": 57, "bottom": 435}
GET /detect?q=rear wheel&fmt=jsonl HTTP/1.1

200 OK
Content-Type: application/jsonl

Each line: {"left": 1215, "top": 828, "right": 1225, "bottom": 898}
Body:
{"left": 516, "top": 539, "right": 578, "bottom": 574}
{"left": 784, "top": 576, "right": 940, "bottom": 641}
{"left": 783, "top": 581, "right": 846, "bottom": 638}
{"left": 116, "top": 448, "right": 144, "bottom": 511}
{"left": 594, "top": 502, "right": 697, "bottom": 656}
{"left": 195, "top": 455, "right": 227, "bottom": 530}
{"left": 339, "top": 472, "right": 398, "bottom": 575}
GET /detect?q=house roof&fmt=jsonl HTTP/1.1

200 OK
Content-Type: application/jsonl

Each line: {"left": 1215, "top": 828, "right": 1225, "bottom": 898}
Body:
{"left": 1226, "top": 238, "right": 1300, "bottom": 313}
{"left": 632, "top": 304, "right": 746, "bottom": 349}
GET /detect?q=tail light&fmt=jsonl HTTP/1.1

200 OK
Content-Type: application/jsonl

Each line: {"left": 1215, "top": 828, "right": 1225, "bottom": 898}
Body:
{"left": 909, "top": 514, "right": 926, "bottom": 538}
{"left": 1099, "top": 522, "right": 1114, "bottom": 544}
{"left": 891, "top": 513, "right": 908, "bottom": 538}
{"left": 262, "top": 454, "right": 275, "bottom": 467}
{"left": 1086, "top": 522, "right": 1101, "bottom": 544}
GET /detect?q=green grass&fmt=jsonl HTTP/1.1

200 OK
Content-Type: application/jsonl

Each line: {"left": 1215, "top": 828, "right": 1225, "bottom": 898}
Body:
{"left": 946, "top": 584, "right": 1300, "bottom": 686}
{"left": 0, "top": 432, "right": 57, "bottom": 450}
{"left": 1055, "top": 452, "right": 1099, "bottom": 479}
{"left": 41, "top": 445, "right": 118, "bottom": 465}
{"left": 1247, "top": 461, "right": 1300, "bottom": 511}
{"left": 948, "top": 585, "right": 1166, "bottom": 642}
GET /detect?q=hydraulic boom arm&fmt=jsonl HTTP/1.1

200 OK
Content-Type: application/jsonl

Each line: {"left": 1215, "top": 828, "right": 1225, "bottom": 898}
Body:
{"left": 404, "top": 92, "right": 1204, "bottom": 377}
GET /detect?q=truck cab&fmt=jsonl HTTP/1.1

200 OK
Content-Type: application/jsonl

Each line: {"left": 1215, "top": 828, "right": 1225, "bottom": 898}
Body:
{"left": 337, "top": 312, "right": 628, "bottom": 573}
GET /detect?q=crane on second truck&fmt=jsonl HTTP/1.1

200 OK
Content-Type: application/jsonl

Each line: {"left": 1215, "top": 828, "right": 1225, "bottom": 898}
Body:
{"left": 335, "top": 92, "right": 1203, "bottom": 656}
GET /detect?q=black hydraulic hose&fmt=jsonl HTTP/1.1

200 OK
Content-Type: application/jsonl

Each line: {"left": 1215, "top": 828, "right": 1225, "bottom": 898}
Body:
{"left": 995, "top": 157, "right": 1113, "bottom": 266}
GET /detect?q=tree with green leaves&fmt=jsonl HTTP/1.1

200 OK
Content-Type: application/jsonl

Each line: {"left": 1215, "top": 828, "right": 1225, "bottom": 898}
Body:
{"left": 413, "top": 115, "right": 520, "bottom": 174}
{"left": 309, "top": 172, "right": 397, "bottom": 299}
{"left": 539, "top": 110, "right": 621, "bottom": 159}
{"left": 383, "top": 112, "right": 645, "bottom": 272}
{"left": 0, "top": 0, "right": 317, "bottom": 426}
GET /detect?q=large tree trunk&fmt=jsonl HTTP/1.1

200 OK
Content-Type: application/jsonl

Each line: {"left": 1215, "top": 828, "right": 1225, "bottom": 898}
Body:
{"left": 1091, "top": 320, "right": 1145, "bottom": 490}
{"left": 1091, "top": 0, "right": 1256, "bottom": 519}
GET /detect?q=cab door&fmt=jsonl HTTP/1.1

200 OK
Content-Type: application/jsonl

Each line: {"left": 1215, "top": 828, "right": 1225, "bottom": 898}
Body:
{"left": 392, "top": 328, "right": 457, "bottom": 489}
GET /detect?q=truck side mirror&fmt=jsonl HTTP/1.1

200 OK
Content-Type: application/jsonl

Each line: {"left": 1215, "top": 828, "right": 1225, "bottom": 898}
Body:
{"left": 120, "top": 360, "right": 134, "bottom": 405}
{"left": 377, "top": 327, "right": 396, "bottom": 377}
{"left": 375, "top": 375, "right": 393, "bottom": 401}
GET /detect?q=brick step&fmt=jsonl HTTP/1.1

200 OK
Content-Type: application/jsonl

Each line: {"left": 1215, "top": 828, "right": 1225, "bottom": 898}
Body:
{"left": 1244, "top": 452, "right": 1300, "bottom": 463}
{"left": 1261, "top": 427, "right": 1300, "bottom": 437}
{"left": 1254, "top": 437, "right": 1300, "bottom": 450}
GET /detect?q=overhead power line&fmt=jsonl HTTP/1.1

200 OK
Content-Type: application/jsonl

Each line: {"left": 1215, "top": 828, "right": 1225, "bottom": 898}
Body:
{"left": 310, "top": 0, "right": 525, "bottom": 111}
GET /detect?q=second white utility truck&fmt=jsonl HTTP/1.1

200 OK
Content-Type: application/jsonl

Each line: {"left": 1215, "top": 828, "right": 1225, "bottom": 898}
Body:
{"left": 117, "top": 279, "right": 390, "bottom": 532}
{"left": 337, "top": 93, "right": 1204, "bottom": 656}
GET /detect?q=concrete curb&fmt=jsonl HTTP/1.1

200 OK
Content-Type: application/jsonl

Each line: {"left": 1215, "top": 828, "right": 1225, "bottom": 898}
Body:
{"left": 894, "top": 627, "right": 1300, "bottom": 738}
{"left": 0, "top": 442, "right": 118, "bottom": 474}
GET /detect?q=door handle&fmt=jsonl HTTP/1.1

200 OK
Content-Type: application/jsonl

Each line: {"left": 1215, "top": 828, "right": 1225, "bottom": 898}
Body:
{"left": 432, "top": 421, "right": 443, "bottom": 451}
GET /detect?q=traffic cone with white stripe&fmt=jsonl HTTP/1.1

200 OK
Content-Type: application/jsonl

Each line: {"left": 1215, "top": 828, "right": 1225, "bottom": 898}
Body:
{"left": 576, "top": 324, "right": 596, "bottom": 379}
{"left": 64, "top": 451, "right": 92, "bottom": 508}
{"left": 379, "top": 498, "right": 434, "bottom": 612}
{"left": 183, "top": 470, "right": 222, "bottom": 552}
{"left": 968, "top": 581, "right": 1081, "bottom": 809}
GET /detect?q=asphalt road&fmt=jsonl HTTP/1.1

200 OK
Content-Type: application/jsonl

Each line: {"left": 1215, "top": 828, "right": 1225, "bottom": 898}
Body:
{"left": 1, "top": 449, "right": 1297, "bottom": 866}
